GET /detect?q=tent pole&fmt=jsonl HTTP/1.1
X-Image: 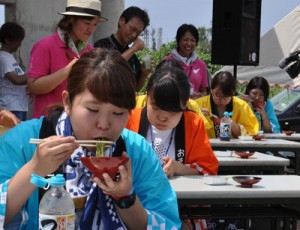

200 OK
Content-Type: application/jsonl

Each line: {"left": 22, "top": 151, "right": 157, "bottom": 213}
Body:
{"left": 233, "top": 65, "right": 237, "bottom": 81}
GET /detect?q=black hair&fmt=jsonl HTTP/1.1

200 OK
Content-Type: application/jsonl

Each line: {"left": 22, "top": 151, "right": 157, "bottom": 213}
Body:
{"left": 211, "top": 71, "right": 236, "bottom": 97}
{"left": 146, "top": 67, "right": 190, "bottom": 112}
{"left": 68, "top": 48, "right": 136, "bottom": 111}
{"left": 176, "top": 24, "right": 199, "bottom": 48}
{"left": 0, "top": 22, "right": 25, "bottom": 44}
{"left": 156, "top": 59, "right": 184, "bottom": 71}
{"left": 120, "top": 6, "right": 150, "bottom": 30}
{"left": 245, "top": 76, "right": 269, "bottom": 101}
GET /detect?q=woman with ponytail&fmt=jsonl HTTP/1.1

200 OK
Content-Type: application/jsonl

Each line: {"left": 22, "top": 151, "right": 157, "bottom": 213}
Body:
{"left": 27, "top": 0, "right": 107, "bottom": 118}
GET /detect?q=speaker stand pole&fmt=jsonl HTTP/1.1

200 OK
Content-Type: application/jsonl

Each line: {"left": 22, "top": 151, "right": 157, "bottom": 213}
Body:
{"left": 233, "top": 65, "right": 237, "bottom": 81}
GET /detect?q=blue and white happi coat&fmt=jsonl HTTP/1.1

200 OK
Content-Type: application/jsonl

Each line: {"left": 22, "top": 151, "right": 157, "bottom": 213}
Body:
{"left": 0, "top": 113, "right": 181, "bottom": 229}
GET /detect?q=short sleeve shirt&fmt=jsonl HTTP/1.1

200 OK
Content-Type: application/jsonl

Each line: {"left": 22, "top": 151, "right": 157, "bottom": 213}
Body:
{"left": 0, "top": 51, "right": 28, "bottom": 111}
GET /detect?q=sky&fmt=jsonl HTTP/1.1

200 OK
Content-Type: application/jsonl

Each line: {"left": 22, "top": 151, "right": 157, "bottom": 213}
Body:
{"left": 0, "top": 6, "right": 3, "bottom": 23}
{"left": 125, "top": 0, "right": 300, "bottom": 44}
{"left": 0, "top": 1, "right": 299, "bottom": 45}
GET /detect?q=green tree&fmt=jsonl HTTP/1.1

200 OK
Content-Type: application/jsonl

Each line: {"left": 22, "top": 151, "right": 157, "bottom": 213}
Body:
{"left": 197, "top": 26, "right": 211, "bottom": 54}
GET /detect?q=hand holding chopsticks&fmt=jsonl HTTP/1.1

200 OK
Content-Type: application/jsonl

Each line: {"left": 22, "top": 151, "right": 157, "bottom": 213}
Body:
{"left": 29, "top": 138, "right": 113, "bottom": 147}
{"left": 200, "top": 107, "right": 218, "bottom": 118}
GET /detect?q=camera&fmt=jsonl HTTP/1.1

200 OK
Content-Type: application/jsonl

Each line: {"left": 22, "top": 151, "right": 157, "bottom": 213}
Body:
{"left": 279, "top": 50, "right": 300, "bottom": 79}
{"left": 286, "top": 61, "right": 300, "bottom": 79}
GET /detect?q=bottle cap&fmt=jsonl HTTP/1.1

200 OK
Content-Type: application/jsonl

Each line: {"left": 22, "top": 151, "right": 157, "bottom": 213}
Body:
{"left": 223, "top": 111, "right": 233, "bottom": 117}
{"left": 50, "top": 174, "right": 66, "bottom": 186}
{"left": 30, "top": 174, "right": 49, "bottom": 189}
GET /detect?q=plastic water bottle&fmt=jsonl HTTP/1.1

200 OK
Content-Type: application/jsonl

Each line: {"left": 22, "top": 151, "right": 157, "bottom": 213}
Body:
{"left": 220, "top": 111, "right": 232, "bottom": 141}
{"left": 142, "top": 54, "right": 151, "bottom": 69}
{"left": 38, "top": 174, "right": 75, "bottom": 230}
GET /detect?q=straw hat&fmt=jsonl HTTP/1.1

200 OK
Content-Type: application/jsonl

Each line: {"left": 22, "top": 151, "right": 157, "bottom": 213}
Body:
{"left": 59, "top": 0, "right": 107, "bottom": 22}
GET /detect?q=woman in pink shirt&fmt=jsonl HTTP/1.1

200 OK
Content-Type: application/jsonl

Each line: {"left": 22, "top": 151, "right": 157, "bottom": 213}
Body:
{"left": 27, "top": 0, "right": 107, "bottom": 118}
{"left": 164, "top": 24, "right": 209, "bottom": 100}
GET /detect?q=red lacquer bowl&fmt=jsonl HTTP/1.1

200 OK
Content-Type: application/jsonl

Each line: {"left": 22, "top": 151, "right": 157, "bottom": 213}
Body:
{"left": 253, "top": 135, "right": 265, "bottom": 141}
{"left": 211, "top": 116, "right": 221, "bottom": 125}
{"left": 232, "top": 176, "right": 262, "bottom": 188}
{"left": 282, "top": 130, "right": 295, "bottom": 136}
{"left": 81, "top": 156, "right": 129, "bottom": 180}
{"left": 235, "top": 151, "right": 255, "bottom": 159}
{"left": 251, "top": 101, "right": 265, "bottom": 109}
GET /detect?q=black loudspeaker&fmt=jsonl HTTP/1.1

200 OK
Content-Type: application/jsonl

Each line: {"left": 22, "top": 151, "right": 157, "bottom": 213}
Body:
{"left": 211, "top": 0, "right": 261, "bottom": 66}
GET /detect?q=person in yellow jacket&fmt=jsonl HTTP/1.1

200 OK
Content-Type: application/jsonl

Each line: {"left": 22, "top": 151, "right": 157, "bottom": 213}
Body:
{"left": 196, "top": 71, "right": 259, "bottom": 138}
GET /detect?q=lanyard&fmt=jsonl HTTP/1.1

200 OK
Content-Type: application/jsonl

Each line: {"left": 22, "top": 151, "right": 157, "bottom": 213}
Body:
{"left": 149, "top": 125, "right": 175, "bottom": 156}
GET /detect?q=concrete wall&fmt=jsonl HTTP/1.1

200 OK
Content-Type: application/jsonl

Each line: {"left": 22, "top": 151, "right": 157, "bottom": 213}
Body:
{"left": 2, "top": 0, "right": 67, "bottom": 70}
{"left": 94, "top": 0, "right": 124, "bottom": 42}
{"left": 1, "top": 0, "right": 124, "bottom": 70}
{"left": 0, "top": 0, "right": 124, "bottom": 118}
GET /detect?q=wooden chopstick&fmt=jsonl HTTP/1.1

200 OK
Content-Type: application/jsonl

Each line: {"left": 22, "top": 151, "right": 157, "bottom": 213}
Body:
{"left": 210, "top": 113, "right": 219, "bottom": 119}
{"left": 200, "top": 107, "right": 218, "bottom": 119}
{"left": 76, "top": 140, "right": 113, "bottom": 144}
{"left": 29, "top": 139, "right": 45, "bottom": 144}
{"left": 29, "top": 139, "right": 97, "bottom": 147}
{"left": 78, "top": 144, "right": 98, "bottom": 147}
{"left": 29, "top": 138, "right": 113, "bottom": 147}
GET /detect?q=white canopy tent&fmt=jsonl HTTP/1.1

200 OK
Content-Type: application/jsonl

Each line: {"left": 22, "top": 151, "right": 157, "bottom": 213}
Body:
{"left": 222, "top": 4, "right": 300, "bottom": 87}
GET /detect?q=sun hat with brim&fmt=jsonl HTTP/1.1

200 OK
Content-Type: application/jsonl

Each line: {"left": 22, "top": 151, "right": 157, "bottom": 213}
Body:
{"left": 59, "top": 0, "right": 107, "bottom": 22}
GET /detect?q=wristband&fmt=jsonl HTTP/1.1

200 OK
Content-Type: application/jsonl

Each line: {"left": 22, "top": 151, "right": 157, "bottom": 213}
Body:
{"left": 112, "top": 188, "right": 136, "bottom": 209}
{"left": 111, "top": 187, "right": 134, "bottom": 200}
